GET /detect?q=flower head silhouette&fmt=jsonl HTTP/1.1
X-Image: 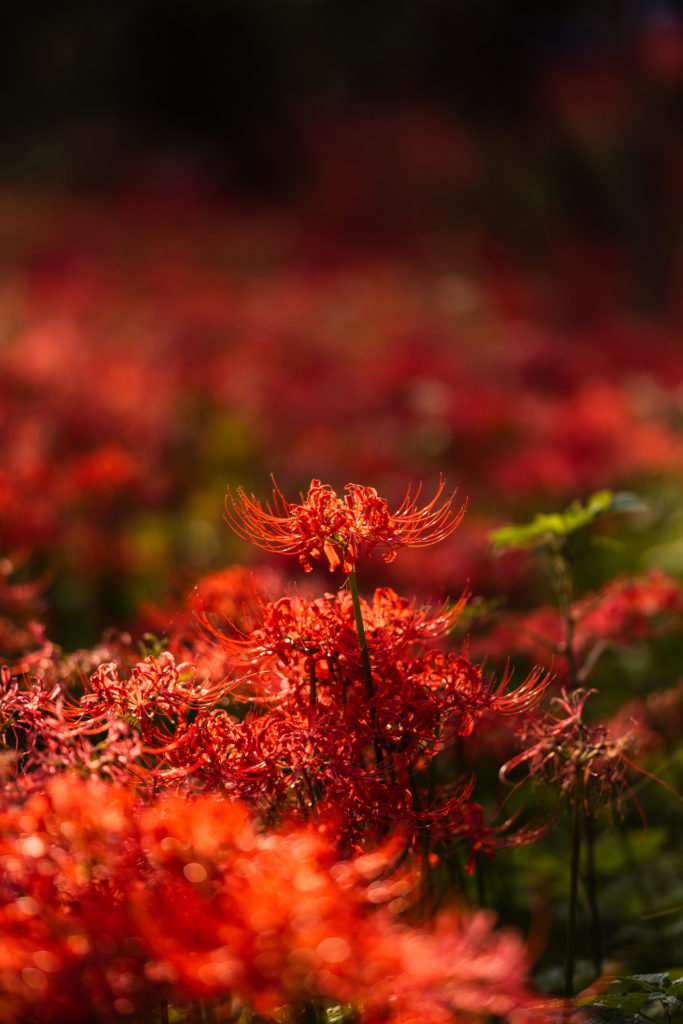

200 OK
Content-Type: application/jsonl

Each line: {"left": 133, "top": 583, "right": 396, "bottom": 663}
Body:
{"left": 225, "top": 476, "right": 464, "bottom": 572}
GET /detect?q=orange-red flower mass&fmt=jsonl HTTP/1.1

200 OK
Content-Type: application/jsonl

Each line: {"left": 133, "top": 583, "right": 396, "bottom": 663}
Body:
{"left": 225, "top": 477, "right": 465, "bottom": 572}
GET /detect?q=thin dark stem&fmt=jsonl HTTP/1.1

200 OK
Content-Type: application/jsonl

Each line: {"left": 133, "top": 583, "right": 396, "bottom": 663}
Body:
{"left": 563, "top": 768, "right": 583, "bottom": 1000}
{"left": 159, "top": 990, "right": 169, "bottom": 1024}
{"left": 301, "top": 766, "right": 319, "bottom": 818}
{"left": 407, "top": 771, "right": 433, "bottom": 916}
{"left": 475, "top": 852, "right": 486, "bottom": 908}
{"left": 347, "top": 567, "right": 384, "bottom": 767}
{"left": 309, "top": 660, "right": 317, "bottom": 706}
{"left": 347, "top": 568, "right": 374, "bottom": 701}
{"left": 427, "top": 720, "right": 441, "bottom": 806}
{"left": 583, "top": 809, "right": 603, "bottom": 977}
{"left": 552, "top": 544, "right": 579, "bottom": 688}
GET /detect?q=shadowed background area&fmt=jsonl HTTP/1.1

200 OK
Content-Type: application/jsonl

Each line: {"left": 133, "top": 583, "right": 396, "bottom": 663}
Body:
{"left": 3, "top": 1, "right": 683, "bottom": 313}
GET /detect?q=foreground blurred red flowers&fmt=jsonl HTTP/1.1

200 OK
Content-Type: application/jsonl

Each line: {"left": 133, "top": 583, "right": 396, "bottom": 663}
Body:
{"left": 0, "top": 774, "right": 548, "bottom": 1023}
{"left": 225, "top": 477, "right": 465, "bottom": 572}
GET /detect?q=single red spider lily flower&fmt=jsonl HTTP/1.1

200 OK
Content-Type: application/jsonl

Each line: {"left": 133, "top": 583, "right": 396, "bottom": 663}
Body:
{"left": 67, "top": 652, "right": 230, "bottom": 743}
{"left": 225, "top": 476, "right": 465, "bottom": 572}
{"left": 1, "top": 665, "right": 61, "bottom": 738}
{"left": 499, "top": 688, "right": 683, "bottom": 828}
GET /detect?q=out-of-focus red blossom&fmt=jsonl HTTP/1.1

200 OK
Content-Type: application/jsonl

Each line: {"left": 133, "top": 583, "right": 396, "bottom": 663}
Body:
{"left": 0, "top": 557, "right": 51, "bottom": 671}
{"left": 225, "top": 477, "right": 465, "bottom": 572}
{"left": 2, "top": 621, "right": 55, "bottom": 679}
{"left": 3, "top": 192, "right": 683, "bottom": 608}
{"left": 359, "top": 910, "right": 545, "bottom": 1024}
{"left": 0, "top": 775, "right": 549, "bottom": 1023}
{"left": 491, "top": 383, "right": 683, "bottom": 497}
{"left": 66, "top": 443, "right": 142, "bottom": 497}
{"left": 476, "top": 570, "right": 683, "bottom": 673}
{"left": 142, "top": 563, "right": 287, "bottom": 681}
{"left": 605, "top": 677, "right": 683, "bottom": 755}
{"left": 0, "top": 560, "right": 45, "bottom": 627}
{"left": 188, "top": 564, "right": 286, "bottom": 619}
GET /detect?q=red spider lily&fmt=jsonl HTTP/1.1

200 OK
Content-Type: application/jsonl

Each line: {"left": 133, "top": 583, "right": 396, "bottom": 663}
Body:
{"left": 136, "top": 695, "right": 475, "bottom": 852}
{"left": 19, "top": 715, "right": 149, "bottom": 789}
{"left": 71, "top": 651, "right": 228, "bottom": 742}
{"left": 206, "top": 586, "right": 467, "bottom": 682}
{"left": 499, "top": 688, "right": 681, "bottom": 822}
{"left": 405, "top": 653, "right": 550, "bottom": 741}
{"left": 0, "top": 666, "right": 60, "bottom": 742}
{"left": 225, "top": 476, "right": 465, "bottom": 572}
{"left": 0, "top": 664, "right": 158, "bottom": 792}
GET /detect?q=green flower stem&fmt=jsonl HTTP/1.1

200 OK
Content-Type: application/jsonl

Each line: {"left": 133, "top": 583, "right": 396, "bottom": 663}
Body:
{"left": 552, "top": 542, "right": 579, "bottom": 686}
{"left": 564, "top": 764, "right": 583, "bottom": 1000}
{"left": 347, "top": 568, "right": 375, "bottom": 701}
{"left": 475, "top": 852, "right": 487, "bottom": 908}
{"left": 347, "top": 568, "right": 385, "bottom": 768}
{"left": 553, "top": 539, "right": 588, "bottom": 1008}
{"left": 584, "top": 809, "right": 603, "bottom": 976}
{"left": 407, "top": 772, "right": 433, "bottom": 914}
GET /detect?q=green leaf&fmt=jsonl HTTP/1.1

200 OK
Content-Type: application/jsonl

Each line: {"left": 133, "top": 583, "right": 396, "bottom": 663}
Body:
{"left": 630, "top": 973, "right": 672, "bottom": 988}
{"left": 606, "top": 491, "right": 648, "bottom": 514}
{"left": 658, "top": 994, "right": 682, "bottom": 1011}
{"left": 139, "top": 632, "right": 170, "bottom": 658}
{"left": 491, "top": 490, "right": 644, "bottom": 551}
{"left": 590, "top": 992, "right": 656, "bottom": 1010}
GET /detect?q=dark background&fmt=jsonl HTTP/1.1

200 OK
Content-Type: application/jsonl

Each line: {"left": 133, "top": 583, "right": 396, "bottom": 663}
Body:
{"left": 3, "top": 1, "right": 683, "bottom": 315}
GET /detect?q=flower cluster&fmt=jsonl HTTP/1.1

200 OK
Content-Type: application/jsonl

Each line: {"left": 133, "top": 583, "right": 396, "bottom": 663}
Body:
{"left": 3, "top": 467, "right": 678, "bottom": 1019}
{"left": 199, "top": 481, "right": 547, "bottom": 858}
